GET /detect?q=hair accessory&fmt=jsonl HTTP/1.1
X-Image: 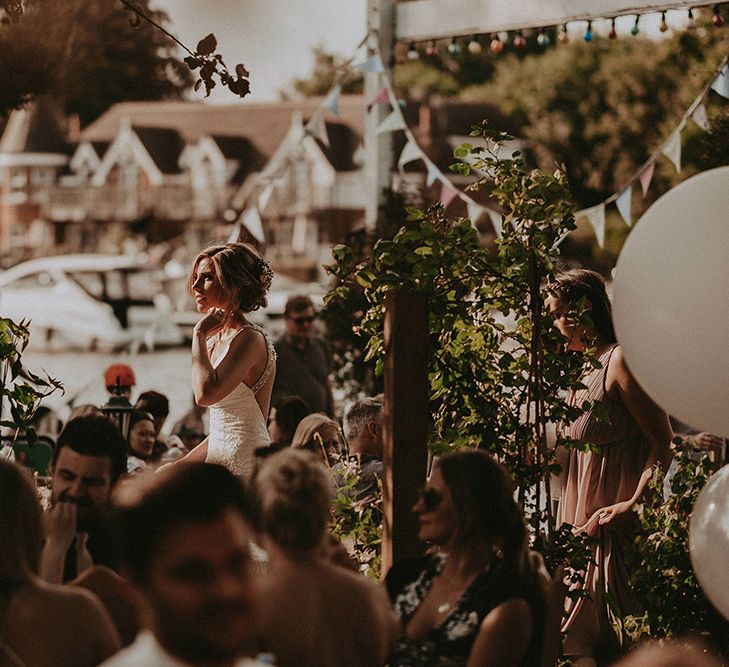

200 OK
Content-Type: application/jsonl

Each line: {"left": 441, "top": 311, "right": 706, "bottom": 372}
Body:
{"left": 258, "top": 257, "right": 274, "bottom": 292}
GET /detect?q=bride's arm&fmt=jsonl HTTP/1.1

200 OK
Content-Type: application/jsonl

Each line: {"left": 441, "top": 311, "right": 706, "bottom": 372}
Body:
{"left": 192, "top": 314, "right": 258, "bottom": 406}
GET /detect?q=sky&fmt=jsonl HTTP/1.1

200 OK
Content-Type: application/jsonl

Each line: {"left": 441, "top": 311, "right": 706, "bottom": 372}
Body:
{"left": 152, "top": 0, "right": 368, "bottom": 103}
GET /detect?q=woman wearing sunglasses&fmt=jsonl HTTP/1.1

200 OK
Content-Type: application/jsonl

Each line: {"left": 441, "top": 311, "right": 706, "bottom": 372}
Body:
{"left": 390, "top": 449, "right": 544, "bottom": 667}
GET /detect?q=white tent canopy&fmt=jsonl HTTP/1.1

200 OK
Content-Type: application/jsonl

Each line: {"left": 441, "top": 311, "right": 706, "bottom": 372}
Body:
{"left": 396, "top": 0, "right": 714, "bottom": 41}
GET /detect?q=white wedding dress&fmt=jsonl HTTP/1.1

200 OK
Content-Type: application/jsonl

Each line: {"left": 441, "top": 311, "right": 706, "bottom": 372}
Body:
{"left": 205, "top": 323, "right": 276, "bottom": 478}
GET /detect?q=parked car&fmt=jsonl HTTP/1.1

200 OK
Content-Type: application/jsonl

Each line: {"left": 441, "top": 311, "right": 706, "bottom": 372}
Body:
{"left": 0, "top": 254, "right": 184, "bottom": 350}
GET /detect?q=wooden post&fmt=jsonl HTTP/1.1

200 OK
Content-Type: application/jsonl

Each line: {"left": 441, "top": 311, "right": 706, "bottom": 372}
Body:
{"left": 381, "top": 290, "right": 429, "bottom": 576}
{"left": 364, "top": 0, "right": 394, "bottom": 231}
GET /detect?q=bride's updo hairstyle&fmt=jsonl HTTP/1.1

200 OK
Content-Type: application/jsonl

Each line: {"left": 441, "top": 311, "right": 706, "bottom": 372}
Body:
{"left": 255, "top": 448, "right": 333, "bottom": 559}
{"left": 189, "top": 242, "right": 274, "bottom": 314}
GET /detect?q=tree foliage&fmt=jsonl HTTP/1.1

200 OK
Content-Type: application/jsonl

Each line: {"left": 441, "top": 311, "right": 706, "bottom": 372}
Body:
{"left": 287, "top": 45, "right": 363, "bottom": 98}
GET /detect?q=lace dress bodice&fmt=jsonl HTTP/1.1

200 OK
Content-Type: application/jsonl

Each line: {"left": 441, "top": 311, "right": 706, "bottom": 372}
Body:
{"left": 205, "top": 323, "right": 276, "bottom": 478}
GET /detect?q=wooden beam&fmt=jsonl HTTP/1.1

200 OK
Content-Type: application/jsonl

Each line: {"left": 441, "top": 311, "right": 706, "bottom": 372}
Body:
{"left": 381, "top": 290, "right": 430, "bottom": 576}
{"left": 395, "top": 0, "right": 712, "bottom": 42}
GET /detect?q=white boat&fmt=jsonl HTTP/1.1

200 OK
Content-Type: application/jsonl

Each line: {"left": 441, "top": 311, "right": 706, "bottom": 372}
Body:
{"left": 0, "top": 254, "right": 184, "bottom": 350}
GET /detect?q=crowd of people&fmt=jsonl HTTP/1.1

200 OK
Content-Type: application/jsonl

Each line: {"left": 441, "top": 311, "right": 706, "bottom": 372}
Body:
{"left": 1, "top": 243, "right": 726, "bottom": 666}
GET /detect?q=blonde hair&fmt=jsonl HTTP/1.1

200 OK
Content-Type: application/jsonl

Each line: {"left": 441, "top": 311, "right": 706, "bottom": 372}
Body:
{"left": 290, "top": 413, "right": 342, "bottom": 452}
{"left": 188, "top": 242, "right": 273, "bottom": 314}
{"left": 255, "top": 448, "right": 334, "bottom": 556}
{"left": 0, "top": 461, "right": 43, "bottom": 585}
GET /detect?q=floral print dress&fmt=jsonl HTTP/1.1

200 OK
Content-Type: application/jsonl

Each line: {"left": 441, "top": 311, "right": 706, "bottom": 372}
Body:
{"left": 390, "top": 553, "right": 535, "bottom": 666}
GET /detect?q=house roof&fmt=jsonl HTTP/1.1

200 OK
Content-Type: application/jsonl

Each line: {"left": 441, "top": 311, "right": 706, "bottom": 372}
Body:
{"left": 0, "top": 97, "right": 70, "bottom": 156}
{"left": 133, "top": 126, "right": 186, "bottom": 175}
{"left": 81, "top": 98, "right": 366, "bottom": 171}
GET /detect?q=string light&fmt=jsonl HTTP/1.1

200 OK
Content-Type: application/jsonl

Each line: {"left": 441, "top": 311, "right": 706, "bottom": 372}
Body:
{"left": 608, "top": 17, "right": 617, "bottom": 39}
{"left": 537, "top": 28, "right": 550, "bottom": 47}
{"left": 713, "top": 5, "right": 725, "bottom": 27}
{"left": 659, "top": 11, "right": 669, "bottom": 33}
{"left": 447, "top": 37, "right": 462, "bottom": 55}
{"left": 407, "top": 42, "right": 419, "bottom": 60}
{"left": 558, "top": 24, "right": 569, "bottom": 44}
{"left": 687, "top": 8, "right": 697, "bottom": 31}
{"left": 584, "top": 20, "right": 593, "bottom": 42}
{"left": 425, "top": 39, "right": 438, "bottom": 57}
{"left": 513, "top": 31, "right": 527, "bottom": 49}
{"left": 490, "top": 33, "right": 504, "bottom": 54}
{"left": 631, "top": 15, "right": 640, "bottom": 36}
{"left": 467, "top": 36, "right": 482, "bottom": 55}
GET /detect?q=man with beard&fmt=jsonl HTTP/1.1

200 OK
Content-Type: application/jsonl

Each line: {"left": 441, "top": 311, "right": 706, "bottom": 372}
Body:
{"left": 40, "top": 415, "right": 127, "bottom": 583}
{"left": 102, "top": 463, "right": 267, "bottom": 667}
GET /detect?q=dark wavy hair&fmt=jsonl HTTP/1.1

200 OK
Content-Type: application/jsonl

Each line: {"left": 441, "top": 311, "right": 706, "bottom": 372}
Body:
{"left": 188, "top": 242, "right": 273, "bottom": 314}
{"left": 549, "top": 268, "right": 616, "bottom": 345}
{"left": 438, "top": 449, "right": 528, "bottom": 573}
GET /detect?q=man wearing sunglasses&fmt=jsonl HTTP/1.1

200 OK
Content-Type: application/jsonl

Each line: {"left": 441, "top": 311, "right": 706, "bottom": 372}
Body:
{"left": 272, "top": 294, "right": 334, "bottom": 416}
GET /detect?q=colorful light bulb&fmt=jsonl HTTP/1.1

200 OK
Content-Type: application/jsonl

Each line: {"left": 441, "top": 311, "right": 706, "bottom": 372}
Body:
{"left": 687, "top": 9, "right": 697, "bottom": 31}
{"left": 425, "top": 40, "right": 438, "bottom": 57}
{"left": 490, "top": 35, "right": 504, "bottom": 54}
{"left": 558, "top": 24, "right": 569, "bottom": 44}
{"left": 467, "top": 36, "right": 482, "bottom": 55}
{"left": 659, "top": 12, "right": 669, "bottom": 33}
{"left": 513, "top": 32, "right": 526, "bottom": 49}
{"left": 713, "top": 5, "right": 725, "bottom": 27}
{"left": 608, "top": 18, "right": 617, "bottom": 39}
{"left": 583, "top": 20, "right": 593, "bottom": 42}
{"left": 447, "top": 37, "right": 462, "bottom": 55}
{"left": 631, "top": 16, "right": 640, "bottom": 36}
{"left": 537, "top": 29, "right": 550, "bottom": 47}
{"left": 407, "top": 43, "right": 419, "bottom": 60}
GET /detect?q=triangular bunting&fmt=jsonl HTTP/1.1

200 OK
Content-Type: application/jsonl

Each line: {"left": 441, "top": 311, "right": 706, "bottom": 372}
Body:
{"left": 305, "top": 109, "right": 330, "bottom": 147}
{"left": 582, "top": 203, "right": 606, "bottom": 248}
{"left": 439, "top": 182, "right": 459, "bottom": 209}
{"left": 376, "top": 108, "right": 406, "bottom": 135}
{"left": 257, "top": 182, "right": 275, "bottom": 212}
{"left": 324, "top": 85, "right": 341, "bottom": 116}
{"left": 692, "top": 102, "right": 710, "bottom": 131}
{"left": 426, "top": 163, "right": 440, "bottom": 188}
{"left": 226, "top": 221, "right": 241, "bottom": 243}
{"left": 711, "top": 64, "right": 729, "bottom": 99}
{"left": 368, "top": 87, "right": 390, "bottom": 108}
{"left": 240, "top": 206, "right": 266, "bottom": 244}
{"left": 398, "top": 139, "right": 424, "bottom": 171}
{"left": 661, "top": 129, "right": 682, "bottom": 173}
{"left": 466, "top": 199, "right": 484, "bottom": 226}
{"left": 488, "top": 210, "right": 503, "bottom": 239}
{"left": 639, "top": 162, "right": 655, "bottom": 198}
{"left": 615, "top": 186, "right": 632, "bottom": 227}
{"left": 352, "top": 55, "right": 384, "bottom": 73}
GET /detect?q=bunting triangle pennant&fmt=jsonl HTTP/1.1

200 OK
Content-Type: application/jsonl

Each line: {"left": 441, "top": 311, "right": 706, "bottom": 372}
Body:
{"left": 466, "top": 199, "right": 484, "bottom": 226}
{"left": 240, "top": 206, "right": 265, "bottom": 243}
{"left": 398, "top": 139, "right": 424, "bottom": 170}
{"left": 488, "top": 210, "right": 503, "bottom": 239}
{"left": 426, "top": 163, "right": 441, "bottom": 188}
{"left": 305, "top": 109, "right": 330, "bottom": 147}
{"left": 711, "top": 64, "right": 729, "bottom": 99}
{"left": 582, "top": 203, "right": 606, "bottom": 248}
{"left": 352, "top": 55, "right": 384, "bottom": 73}
{"left": 257, "top": 182, "right": 275, "bottom": 212}
{"left": 368, "top": 87, "right": 390, "bottom": 108}
{"left": 639, "top": 162, "right": 655, "bottom": 198}
{"left": 376, "top": 108, "right": 406, "bottom": 135}
{"left": 226, "top": 221, "right": 241, "bottom": 243}
{"left": 615, "top": 186, "right": 632, "bottom": 227}
{"left": 324, "top": 85, "right": 341, "bottom": 116}
{"left": 661, "top": 129, "right": 682, "bottom": 173}
{"left": 439, "top": 182, "right": 459, "bottom": 209}
{"left": 692, "top": 102, "right": 710, "bottom": 131}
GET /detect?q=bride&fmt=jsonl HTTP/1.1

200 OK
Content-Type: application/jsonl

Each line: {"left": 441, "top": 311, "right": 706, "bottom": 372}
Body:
{"left": 177, "top": 242, "right": 276, "bottom": 478}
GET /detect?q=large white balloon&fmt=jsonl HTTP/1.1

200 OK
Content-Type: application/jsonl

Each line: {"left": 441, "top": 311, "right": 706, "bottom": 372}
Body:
{"left": 689, "top": 464, "right": 729, "bottom": 621}
{"left": 613, "top": 166, "right": 729, "bottom": 437}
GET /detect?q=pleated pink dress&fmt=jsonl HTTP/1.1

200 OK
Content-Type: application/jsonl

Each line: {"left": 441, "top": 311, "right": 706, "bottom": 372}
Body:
{"left": 557, "top": 344, "right": 649, "bottom": 658}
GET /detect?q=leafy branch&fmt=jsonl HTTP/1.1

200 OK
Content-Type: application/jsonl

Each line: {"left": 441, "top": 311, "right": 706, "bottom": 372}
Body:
{"left": 118, "top": 0, "right": 251, "bottom": 99}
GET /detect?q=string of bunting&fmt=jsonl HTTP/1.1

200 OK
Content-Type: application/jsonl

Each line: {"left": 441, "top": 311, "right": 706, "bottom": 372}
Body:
{"left": 234, "top": 28, "right": 729, "bottom": 248}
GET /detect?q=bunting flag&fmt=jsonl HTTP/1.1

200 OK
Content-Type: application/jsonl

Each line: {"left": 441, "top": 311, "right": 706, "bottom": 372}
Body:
{"left": 582, "top": 203, "right": 606, "bottom": 248}
{"left": 426, "top": 163, "right": 441, "bottom": 188}
{"left": 305, "top": 109, "right": 330, "bottom": 147}
{"left": 661, "top": 129, "right": 682, "bottom": 173}
{"left": 368, "top": 87, "right": 390, "bottom": 108}
{"left": 439, "top": 182, "right": 459, "bottom": 209}
{"left": 257, "top": 182, "right": 275, "bottom": 212}
{"left": 466, "top": 199, "right": 484, "bottom": 226}
{"left": 398, "top": 139, "right": 424, "bottom": 170}
{"left": 352, "top": 55, "right": 384, "bottom": 73}
{"left": 376, "top": 108, "right": 406, "bottom": 135}
{"left": 240, "top": 206, "right": 265, "bottom": 243}
{"left": 639, "top": 162, "right": 655, "bottom": 197}
{"left": 226, "top": 221, "right": 241, "bottom": 243}
{"left": 488, "top": 210, "right": 504, "bottom": 239}
{"left": 324, "top": 85, "right": 341, "bottom": 116}
{"left": 692, "top": 103, "right": 710, "bottom": 131}
{"left": 615, "top": 186, "right": 632, "bottom": 227}
{"left": 711, "top": 64, "right": 729, "bottom": 99}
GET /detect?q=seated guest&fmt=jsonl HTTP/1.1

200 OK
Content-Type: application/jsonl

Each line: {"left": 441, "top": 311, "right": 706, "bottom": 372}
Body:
{"left": 336, "top": 396, "right": 384, "bottom": 499}
{"left": 135, "top": 390, "right": 182, "bottom": 461}
{"left": 170, "top": 398, "right": 208, "bottom": 451}
{"left": 40, "top": 415, "right": 127, "bottom": 583}
{"left": 389, "top": 449, "right": 544, "bottom": 667}
{"left": 254, "top": 448, "right": 397, "bottom": 667}
{"left": 0, "top": 460, "right": 121, "bottom": 666}
{"left": 104, "top": 463, "right": 267, "bottom": 667}
{"left": 290, "top": 413, "right": 343, "bottom": 467}
{"left": 268, "top": 395, "right": 311, "bottom": 448}
{"left": 126, "top": 410, "right": 157, "bottom": 475}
